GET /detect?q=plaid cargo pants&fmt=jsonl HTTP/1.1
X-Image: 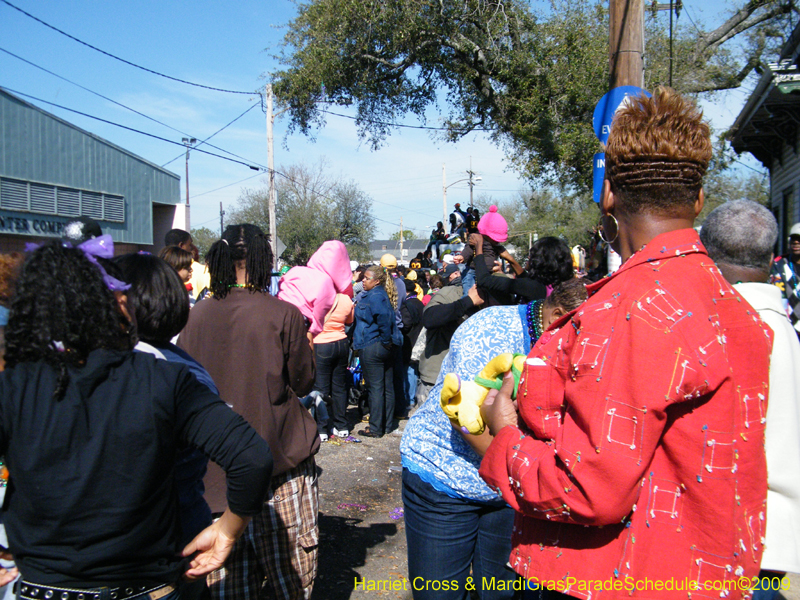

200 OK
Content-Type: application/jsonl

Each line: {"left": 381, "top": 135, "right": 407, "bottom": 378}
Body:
{"left": 207, "top": 456, "right": 319, "bottom": 600}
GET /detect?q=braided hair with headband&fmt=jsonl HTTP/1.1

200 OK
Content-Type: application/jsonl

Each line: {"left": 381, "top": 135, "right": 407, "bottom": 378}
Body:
{"left": 366, "top": 264, "right": 398, "bottom": 310}
{"left": 206, "top": 224, "right": 273, "bottom": 299}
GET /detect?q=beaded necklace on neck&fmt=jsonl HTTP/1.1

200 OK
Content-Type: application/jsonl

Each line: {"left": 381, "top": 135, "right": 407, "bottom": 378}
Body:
{"left": 526, "top": 299, "right": 545, "bottom": 343}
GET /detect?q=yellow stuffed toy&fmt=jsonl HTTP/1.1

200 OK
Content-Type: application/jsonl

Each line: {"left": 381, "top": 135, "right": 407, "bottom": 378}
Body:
{"left": 440, "top": 353, "right": 526, "bottom": 435}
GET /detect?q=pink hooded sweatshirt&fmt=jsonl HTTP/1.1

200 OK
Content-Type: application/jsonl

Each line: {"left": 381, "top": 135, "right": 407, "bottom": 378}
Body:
{"left": 277, "top": 266, "right": 336, "bottom": 336}
{"left": 277, "top": 241, "right": 353, "bottom": 336}
{"left": 307, "top": 240, "right": 354, "bottom": 298}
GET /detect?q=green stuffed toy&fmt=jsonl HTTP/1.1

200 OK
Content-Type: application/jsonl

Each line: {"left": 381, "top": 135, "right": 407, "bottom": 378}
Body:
{"left": 440, "top": 353, "right": 527, "bottom": 435}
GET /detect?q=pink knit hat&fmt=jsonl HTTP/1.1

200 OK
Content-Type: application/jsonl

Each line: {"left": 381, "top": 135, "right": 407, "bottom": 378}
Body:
{"left": 277, "top": 266, "right": 336, "bottom": 336}
{"left": 477, "top": 205, "right": 508, "bottom": 243}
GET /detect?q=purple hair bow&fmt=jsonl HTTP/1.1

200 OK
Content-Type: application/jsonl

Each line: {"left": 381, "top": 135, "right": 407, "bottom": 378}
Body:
{"left": 25, "top": 234, "right": 131, "bottom": 292}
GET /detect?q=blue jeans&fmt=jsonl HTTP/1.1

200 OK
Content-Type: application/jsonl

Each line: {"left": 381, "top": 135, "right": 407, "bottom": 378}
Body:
{"left": 300, "top": 392, "right": 330, "bottom": 435}
{"left": 360, "top": 341, "right": 396, "bottom": 435}
{"left": 403, "top": 469, "right": 517, "bottom": 600}
{"left": 405, "top": 363, "right": 418, "bottom": 407}
{"left": 314, "top": 338, "right": 350, "bottom": 431}
{"left": 750, "top": 571, "right": 786, "bottom": 600}
{"left": 461, "top": 267, "right": 475, "bottom": 296}
{"left": 523, "top": 588, "right": 571, "bottom": 600}
{"left": 393, "top": 342, "right": 408, "bottom": 418}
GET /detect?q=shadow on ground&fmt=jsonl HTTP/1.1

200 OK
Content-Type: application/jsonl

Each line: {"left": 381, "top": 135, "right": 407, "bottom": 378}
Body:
{"left": 314, "top": 514, "right": 398, "bottom": 599}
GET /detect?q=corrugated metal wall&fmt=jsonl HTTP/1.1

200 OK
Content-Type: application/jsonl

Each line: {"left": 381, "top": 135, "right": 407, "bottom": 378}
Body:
{"left": 0, "top": 90, "right": 180, "bottom": 245}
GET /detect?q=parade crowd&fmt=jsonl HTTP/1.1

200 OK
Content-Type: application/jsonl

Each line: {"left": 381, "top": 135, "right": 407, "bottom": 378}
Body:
{"left": 0, "top": 87, "right": 796, "bottom": 600}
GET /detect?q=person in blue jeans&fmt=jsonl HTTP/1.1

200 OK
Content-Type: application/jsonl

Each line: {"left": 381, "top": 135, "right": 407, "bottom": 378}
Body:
{"left": 400, "top": 279, "right": 587, "bottom": 599}
{"left": 353, "top": 265, "right": 403, "bottom": 438}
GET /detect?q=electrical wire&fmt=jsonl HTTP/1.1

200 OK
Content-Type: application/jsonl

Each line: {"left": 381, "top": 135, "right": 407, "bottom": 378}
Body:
{"left": 320, "top": 108, "right": 489, "bottom": 133}
{"left": 191, "top": 172, "right": 265, "bottom": 200}
{"left": 680, "top": 3, "right": 705, "bottom": 37}
{"left": 0, "top": 0, "right": 256, "bottom": 95}
{"left": 160, "top": 104, "right": 259, "bottom": 167}
{"left": 0, "top": 85, "right": 263, "bottom": 170}
{"left": 0, "top": 83, "right": 445, "bottom": 224}
{"left": 0, "top": 45, "right": 259, "bottom": 163}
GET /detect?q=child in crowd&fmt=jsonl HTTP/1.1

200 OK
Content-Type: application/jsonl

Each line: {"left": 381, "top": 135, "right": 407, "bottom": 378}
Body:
{"left": 158, "top": 246, "right": 193, "bottom": 284}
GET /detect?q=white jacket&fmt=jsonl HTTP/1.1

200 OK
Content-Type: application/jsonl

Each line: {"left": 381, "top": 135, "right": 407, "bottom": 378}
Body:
{"left": 737, "top": 282, "right": 800, "bottom": 573}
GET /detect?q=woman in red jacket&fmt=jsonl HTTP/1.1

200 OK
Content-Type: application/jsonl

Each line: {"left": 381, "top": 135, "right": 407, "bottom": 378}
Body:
{"left": 479, "top": 88, "right": 772, "bottom": 599}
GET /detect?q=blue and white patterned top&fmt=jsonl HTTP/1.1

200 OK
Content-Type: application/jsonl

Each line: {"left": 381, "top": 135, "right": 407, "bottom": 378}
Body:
{"left": 400, "top": 304, "right": 531, "bottom": 502}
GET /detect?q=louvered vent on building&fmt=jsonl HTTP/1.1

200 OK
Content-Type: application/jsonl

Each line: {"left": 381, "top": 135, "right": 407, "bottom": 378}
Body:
{"left": 1, "top": 178, "right": 29, "bottom": 211}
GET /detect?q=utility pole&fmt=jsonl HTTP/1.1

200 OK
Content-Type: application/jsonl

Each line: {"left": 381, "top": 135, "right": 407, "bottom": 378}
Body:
{"left": 219, "top": 202, "right": 225, "bottom": 237}
{"left": 442, "top": 164, "right": 447, "bottom": 225}
{"left": 609, "top": 0, "right": 644, "bottom": 88}
{"left": 651, "top": 1, "right": 682, "bottom": 87}
{"left": 400, "top": 217, "right": 404, "bottom": 265}
{"left": 466, "top": 156, "right": 481, "bottom": 209}
{"left": 182, "top": 137, "right": 197, "bottom": 226}
{"left": 265, "top": 85, "right": 278, "bottom": 270}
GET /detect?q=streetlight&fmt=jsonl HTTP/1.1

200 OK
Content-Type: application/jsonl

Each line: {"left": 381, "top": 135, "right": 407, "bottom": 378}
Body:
{"left": 182, "top": 137, "right": 197, "bottom": 207}
{"left": 442, "top": 165, "right": 482, "bottom": 223}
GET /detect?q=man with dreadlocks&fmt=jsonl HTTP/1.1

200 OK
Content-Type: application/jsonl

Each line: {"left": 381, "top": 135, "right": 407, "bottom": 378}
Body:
{"left": 179, "top": 224, "right": 319, "bottom": 600}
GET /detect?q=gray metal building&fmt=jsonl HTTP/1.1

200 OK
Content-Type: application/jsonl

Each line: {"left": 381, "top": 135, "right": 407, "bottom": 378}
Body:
{"left": 0, "top": 89, "right": 182, "bottom": 253}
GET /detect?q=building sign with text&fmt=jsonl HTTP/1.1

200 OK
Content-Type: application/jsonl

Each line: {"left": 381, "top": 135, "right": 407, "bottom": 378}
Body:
{"left": 0, "top": 211, "right": 71, "bottom": 237}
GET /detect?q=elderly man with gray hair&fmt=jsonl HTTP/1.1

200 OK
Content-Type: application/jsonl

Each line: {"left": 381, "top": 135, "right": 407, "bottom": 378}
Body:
{"left": 701, "top": 199, "right": 800, "bottom": 599}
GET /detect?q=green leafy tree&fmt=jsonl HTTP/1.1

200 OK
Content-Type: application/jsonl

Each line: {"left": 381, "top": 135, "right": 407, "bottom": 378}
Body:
{"left": 228, "top": 161, "right": 376, "bottom": 265}
{"left": 189, "top": 226, "right": 219, "bottom": 262}
{"left": 390, "top": 229, "right": 416, "bottom": 241}
{"left": 680, "top": 136, "right": 769, "bottom": 223}
{"left": 479, "top": 188, "right": 599, "bottom": 255}
{"left": 272, "top": 0, "right": 795, "bottom": 193}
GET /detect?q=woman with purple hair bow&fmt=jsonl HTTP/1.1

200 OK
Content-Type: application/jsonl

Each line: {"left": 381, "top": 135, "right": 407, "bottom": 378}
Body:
{"left": 0, "top": 239, "right": 272, "bottom": 600}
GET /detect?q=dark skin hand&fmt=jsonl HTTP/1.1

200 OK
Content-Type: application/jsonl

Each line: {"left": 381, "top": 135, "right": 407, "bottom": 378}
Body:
{"left": 447, "top": 371, "right": 519, "bottom": 458}
{"left": 481, "top": 371, "right": 519, "bottom": 437}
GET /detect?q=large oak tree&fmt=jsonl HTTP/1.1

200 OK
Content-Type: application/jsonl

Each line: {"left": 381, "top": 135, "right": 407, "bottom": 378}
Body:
{"left": 271, "top": 0, "right": 796, "bottom": 193}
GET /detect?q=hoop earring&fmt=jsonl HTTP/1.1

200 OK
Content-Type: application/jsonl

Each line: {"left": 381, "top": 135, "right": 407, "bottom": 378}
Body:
{"left": 599, "top": 213, "right": 619, "bottom": 244}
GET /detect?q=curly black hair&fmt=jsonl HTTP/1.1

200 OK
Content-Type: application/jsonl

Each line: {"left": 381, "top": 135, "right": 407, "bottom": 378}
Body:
{"left": 114, "top": 253, "right": 190, "bottom": 346}
{"left": 525, "top": 237, "right": 574, "bottom": 286}
{"left": 206, "top": 224, "right": 273, "bottom": 299}
{"left": 4, "top": 240, "right": 135, "bottom": 399}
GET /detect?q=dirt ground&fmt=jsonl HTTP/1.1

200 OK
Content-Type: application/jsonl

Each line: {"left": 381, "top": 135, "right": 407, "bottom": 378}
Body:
{"left": 313, "top": 406, "right": 412, "bottom": 600}
{"left": 312, "top": 407, "right": 800, "bottom": 600}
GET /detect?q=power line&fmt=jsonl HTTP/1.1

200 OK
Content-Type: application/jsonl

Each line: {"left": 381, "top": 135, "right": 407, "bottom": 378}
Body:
{"left": 0, "top": 83, "right": 441, "bottom": 226}
{"left": 0, "top": 0, "right": 256, "bottom": 95}
{"left": 160, "top": 103, "right": 259, "bottom": 167}
{"left": 0, "top": 45, "right": 259, "bottom": 160}
{"left": 191, "top": 172, "right": 265, "bottom": 200}
{"left": 321, "top": 108, "right": 489, "bottom": 133}
{"left": 681, "top": 4, "right": 705, "bottom": 37}
{"left": 1, "top": 85, "right": 263, "bottom": 170}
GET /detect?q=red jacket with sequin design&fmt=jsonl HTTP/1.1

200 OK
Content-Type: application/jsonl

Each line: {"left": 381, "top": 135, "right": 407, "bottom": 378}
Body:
{"left": 480, "top": 229, "right": 772, "bottom": 599}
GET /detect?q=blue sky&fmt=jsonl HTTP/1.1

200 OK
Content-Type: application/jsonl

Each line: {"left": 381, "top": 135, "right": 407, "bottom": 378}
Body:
{"left": 0, "top": 0, "right": 766, "bottom": 239}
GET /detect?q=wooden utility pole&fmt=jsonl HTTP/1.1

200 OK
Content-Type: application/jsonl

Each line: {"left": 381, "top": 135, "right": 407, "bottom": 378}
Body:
{"left": 265, "top": 84, "right": 278, "bottom": 270}
{"left": 609, "top": 0, "right": 644, "bottom": 88}
{"left": 442, "top": 164, "right": 447, "bottom": 225}
{"left": 219, "top": 202, "right": 225, "bottom": 237}
{"left": 400, "top": 217, "right": 404, "bottom": 265}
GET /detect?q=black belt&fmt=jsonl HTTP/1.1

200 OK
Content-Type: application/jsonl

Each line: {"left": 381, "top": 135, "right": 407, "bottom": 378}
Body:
{"left": 19, "top": 581, "right": 175, "bottom": 600}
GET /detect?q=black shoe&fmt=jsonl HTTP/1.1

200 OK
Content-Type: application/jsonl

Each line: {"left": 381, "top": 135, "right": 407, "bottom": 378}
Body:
{"left": 358, "top": 427, "right": 383, "bottom": 438}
